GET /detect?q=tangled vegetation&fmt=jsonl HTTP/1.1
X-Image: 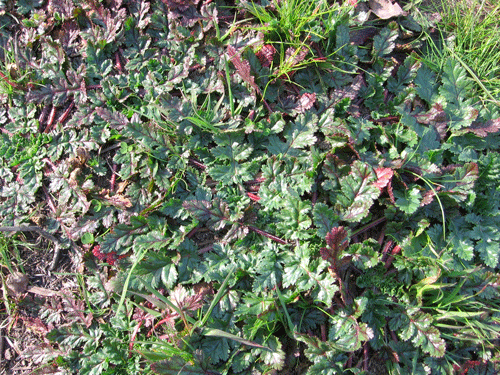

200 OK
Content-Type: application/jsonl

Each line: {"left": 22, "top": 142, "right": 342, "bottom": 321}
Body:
{"left": 0, "top": 0, "right": 499, "bottom": 374}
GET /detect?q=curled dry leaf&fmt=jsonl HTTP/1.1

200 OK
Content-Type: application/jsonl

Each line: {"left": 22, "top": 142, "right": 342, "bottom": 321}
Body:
{"left": 369, "top": 0, "right": 405, "bottom": 19}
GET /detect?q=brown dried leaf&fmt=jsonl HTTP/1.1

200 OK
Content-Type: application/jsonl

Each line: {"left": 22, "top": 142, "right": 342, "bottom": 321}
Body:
{"left": 369, "top": 0, "right": 405, "bottom": 19}
{"left": 161, "top": 0, "right": 200, "bottom": 12}
{"left": 6, "top": 272, "right": 29, "bottom": 297}
{"left": 101, "top": 191, "right": 133, "bottom": 209}
{"left": 296, "top": 92, "right": 316, "bottom": 113}
{"left": 283, "top": 46, "right": 309, "bottom": 69}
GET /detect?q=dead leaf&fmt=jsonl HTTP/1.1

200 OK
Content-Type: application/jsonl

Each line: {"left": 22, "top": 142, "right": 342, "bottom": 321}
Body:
{"left": 27, "top": 286, "right": 61, "bottom": 297}
{"left": 6, "top": 272, "right": 29, "bottom": 297}
{"left": 256, "top": 44, "right": 276, "bottom": 68}
{"left": 369, "top": 0, "right": 405, "bottom": 19}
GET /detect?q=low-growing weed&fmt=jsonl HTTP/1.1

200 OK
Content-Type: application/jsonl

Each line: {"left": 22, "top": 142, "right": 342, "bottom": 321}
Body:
{"left": 0, "top": 0, "right": 498, "bottom": 374}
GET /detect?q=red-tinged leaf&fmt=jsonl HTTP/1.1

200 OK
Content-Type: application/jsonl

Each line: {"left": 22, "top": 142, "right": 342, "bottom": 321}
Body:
{"left": 247, "top": 192, "right": 260, "bottom": 201}
{"left": 182, "top": 197, "right": 231, "bottom": 231}
{"left": 414, "top": 102, "right": 448, "bottom": 139}
{"left": 373, "top": 167, "right": 393, "bottom": 191}
{"left": 387, "top": 177, "right": 396, "bottom": 204}
{"left": 95, "top": 107, "right": 130, "bottom": 130}
{"left": 321, "top": 227, "right": 349, "bottom": 265}
{"left": 337, "top": 161, "right": 380, "bottom": 222}
{"left": 456, "top": 162, "right": 479, "bottom": 186}
{"left": 461, "top": 118, "right": 500, "bottom": 137}
{"left": 256, "top": 44, "right": 276, "bottom": 67}
{"left": 420, "top": 189, "right": 436, "bottom": 206}
{"left": 227, "top": 45, "right": 261, "bottom": 95}
{"left": 440, "top": 162, "right": 479, "bottom": 202}
{"left": 414, "top": 102, "right": 447, "bottom": 125}
{"left": 170, "top": 285, "right": 203, "bottom": 312}
{"left": 335, "top": 74, "right": 365, "bottom": 102}
{"left": 296, "top": 92, "right": 316, "bottom": 114}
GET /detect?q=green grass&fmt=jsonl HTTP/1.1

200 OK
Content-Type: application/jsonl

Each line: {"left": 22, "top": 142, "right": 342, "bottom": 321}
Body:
{"left": 415, "top": 0, "right": 500, "bottom": 105}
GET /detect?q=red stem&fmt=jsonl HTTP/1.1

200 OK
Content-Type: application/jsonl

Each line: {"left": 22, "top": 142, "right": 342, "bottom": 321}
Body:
{"left": 57, "top": 101, "right": 74, "bottom": 125}
{"left": 247, "top": 225, "right": 286, "bottom": 245}
{"left": 44, "top": 106, "right": 57, "bottom": 133}
{"left": 110, "top": 164, "right": 117, "bottom": 191}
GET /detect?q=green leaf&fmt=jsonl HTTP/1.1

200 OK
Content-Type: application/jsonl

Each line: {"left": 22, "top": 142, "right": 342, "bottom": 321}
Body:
{"left": 395, "top": 309, "right": 445, "bottom": 357}
{"left": 312, "top": 203, "right": 339, "bottom": 238}
{"left": 207, "top": 161, "right": 254, "bottom": 185}
{"left": 347, "top": 239, "right": 381, "bottom": 269}
{"left": 372, "top": 22, "right": 398, "bottom": 60}
{"left": 134, "top": 230, "right": 171, "bottom": 250}
{"left": 276, "top": 194, "right": 313, "bottom": 240}
{"left": 267, "top": 112, "right": 317, "bottom": 157}
{"left": 133, "top": 252, "right": 178, "bottom": 289}
{"left": 394, "top": 186, "right": 421, "bottom": 214}
{"left": 150, "top": 357, "right": 206, "bottom": 375}
{"left": 282, "top": 244, "right": 338, "bottom": 305}
{"left": 259, "top": 336, "right": 285, "bottom": 370}
{"left": 439, "top": 58, "right": 473, "bottom": 107}
{"left": 335, "top": 161, "right": 380, "bottom": 222}
{"left": 100, "top": 219, "right": 148, "bottom": 255}
{"left": 415, "top": 66, "right": 438, "bottom": 103}
{"left": 387, "top": 54, "right": 421, "bottom": 94}
{"left": 201, "top": 335, "right": 230, "bottom": 364}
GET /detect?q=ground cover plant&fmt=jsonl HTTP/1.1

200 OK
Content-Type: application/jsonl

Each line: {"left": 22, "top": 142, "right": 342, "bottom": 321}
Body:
{"left": 0, "top": 0, "right": 499, "bottom": 374}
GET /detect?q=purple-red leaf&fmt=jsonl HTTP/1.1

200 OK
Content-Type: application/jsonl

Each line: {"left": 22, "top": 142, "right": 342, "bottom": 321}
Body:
{"left": 461, "top": 118, "right": 500, "bottom": 137}
{"left": 320, "top": 227, "right": 349, "bottom": 265}
{"left": 227, "top": 45, "right": 261, "bottom": 95}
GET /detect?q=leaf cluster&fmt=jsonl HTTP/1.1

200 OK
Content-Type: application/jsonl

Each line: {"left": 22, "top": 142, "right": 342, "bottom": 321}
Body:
{"left": 0, "top": 0, "right": 499, "bottom": 374}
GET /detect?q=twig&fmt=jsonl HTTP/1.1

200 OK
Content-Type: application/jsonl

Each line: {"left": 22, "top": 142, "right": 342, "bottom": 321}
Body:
{"left": 100, "top": 143, "right": 121, "bottom": 155}
{"left": 189, "top": 157, "right": 206, "bottom": 170}
{"left": 38, "top": 105, "right": 50, "bottom": 125}
{"left": 363, "top": 343, "right": 368, "bottom": 372}
{"left": 42, "top": 185, "right": 57, "bottom": 214}
{"left": 0, "top": 226, "right": 62, "bottom": 271}
{"left": 0, "top": 328, "right": 4, "bottom": 362}
{"left": 110, "top": 164, "right": 117, "bottom": 191}
{"left": 350, "top": 217, "right": 386, "bottom": 238}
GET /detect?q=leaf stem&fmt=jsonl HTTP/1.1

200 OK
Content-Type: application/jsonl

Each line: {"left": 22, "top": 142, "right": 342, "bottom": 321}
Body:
{"left": 247, "top": 225, "right": 287, "bottom": 245}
